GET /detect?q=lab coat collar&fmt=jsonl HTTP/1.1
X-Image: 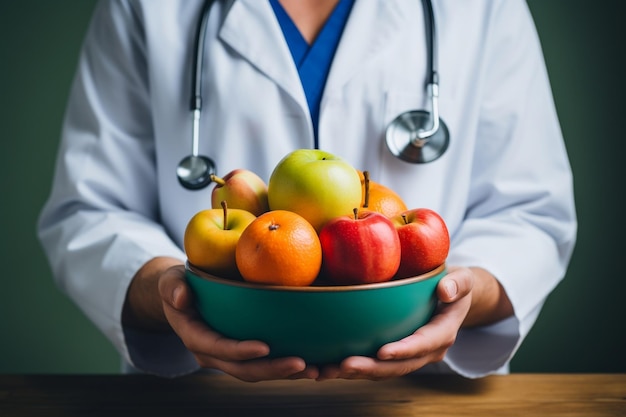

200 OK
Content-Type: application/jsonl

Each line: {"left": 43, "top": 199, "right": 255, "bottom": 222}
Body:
{"left": 219, "top": 0, "right": 306, "bottom": 109}
{"left": 218, "top": 0, "right": 404, "bottom": 107}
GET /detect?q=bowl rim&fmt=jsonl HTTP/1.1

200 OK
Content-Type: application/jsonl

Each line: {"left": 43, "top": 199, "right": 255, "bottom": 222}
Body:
{"left": 186, "top": 262, "right": 446, "bottom": 292}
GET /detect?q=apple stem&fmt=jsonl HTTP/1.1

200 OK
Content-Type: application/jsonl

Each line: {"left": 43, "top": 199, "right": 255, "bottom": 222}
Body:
{"left": 401, "top": 214, "right": 409, "bottom": 225}
{"left": 353, "top": 207, "right": 359, "bottom": 220}
{"left": 211, "top": 174, "right": 226, "bottom": 186}
{"left": 221, "top": 200, "right": 229, "bottom": 230}
{"left": 363, "top": 170, "right": 370, "bottom": 208}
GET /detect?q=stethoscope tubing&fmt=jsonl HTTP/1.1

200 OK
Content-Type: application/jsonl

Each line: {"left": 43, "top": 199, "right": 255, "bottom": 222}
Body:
{"left": 178, "top": 0, "right": 449, "bottom": 189}
{"left": 416, "top": 0, "right": 440, "bottom": 140}
{"left": 191, "top": 0, "right": 216, "bottom": 156}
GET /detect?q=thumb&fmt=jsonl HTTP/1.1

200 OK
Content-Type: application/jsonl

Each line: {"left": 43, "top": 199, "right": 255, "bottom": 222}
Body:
{"left": 158, "top": 265, "right": 194, "bottom": 312}
{"left": 439, "top": 278, "right": 458, "bottom": 302}
{"left": 436, "top": 267, "right": 473, "bottom": 303}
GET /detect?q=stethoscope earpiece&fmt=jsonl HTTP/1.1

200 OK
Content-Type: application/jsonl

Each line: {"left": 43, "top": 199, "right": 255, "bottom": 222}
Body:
{"left": 386, "top": 110, "right": 449, "bottom": 164}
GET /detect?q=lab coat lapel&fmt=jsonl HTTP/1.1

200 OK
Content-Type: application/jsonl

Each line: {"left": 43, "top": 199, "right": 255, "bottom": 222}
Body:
{"left": 325, "top": 1, "right": 405, "bottom": 91}
{"left": 218, "top": 0, "right": 307, "bottom": 110}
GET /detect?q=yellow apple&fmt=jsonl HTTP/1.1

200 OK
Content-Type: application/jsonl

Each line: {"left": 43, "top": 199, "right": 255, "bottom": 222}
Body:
{"left": 184, "top": 202, "right": 257, "bottom": 279}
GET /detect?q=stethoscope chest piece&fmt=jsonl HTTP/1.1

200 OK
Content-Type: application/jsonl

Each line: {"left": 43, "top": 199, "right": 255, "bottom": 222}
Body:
{"left": 386, "top": 110, "right": 449, "bottom": 163}
{"left": 176, "top": 154, "right": 217, "bottom": 190}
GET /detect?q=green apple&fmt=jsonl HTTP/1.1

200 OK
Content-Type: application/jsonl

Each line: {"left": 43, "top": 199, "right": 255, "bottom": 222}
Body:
{"left": 211, "top": 169, "right": 269, "bottom": 217}
{"left": 267, "top": 149, "right": 361, "bottom": 232}
{"left": 184, "top": 201, "right": 257, "bottom": 279}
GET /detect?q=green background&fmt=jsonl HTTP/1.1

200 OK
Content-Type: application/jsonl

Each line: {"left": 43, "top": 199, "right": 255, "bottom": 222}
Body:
{"left": 0, "top": 1, "right": 624, "bottom": 374}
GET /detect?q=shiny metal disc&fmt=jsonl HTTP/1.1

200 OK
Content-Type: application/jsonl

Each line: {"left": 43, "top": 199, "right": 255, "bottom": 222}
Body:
{"left": 386, "top": 110, "right": 450, "bottom": 163}
{"left": 176, "top": 155, "right": 217, "bottom": 190}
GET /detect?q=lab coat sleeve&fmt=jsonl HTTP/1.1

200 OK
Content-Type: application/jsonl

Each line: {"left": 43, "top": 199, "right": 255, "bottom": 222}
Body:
{"left": 441, "top": 1, "right": 577, "bottom": 377}
{"left": 37, "top": 0, "right": 200, "bottom": 377}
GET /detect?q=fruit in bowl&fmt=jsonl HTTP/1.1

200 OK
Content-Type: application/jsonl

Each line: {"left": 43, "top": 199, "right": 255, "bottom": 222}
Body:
{"left": 267, "top": 149, "right": 362, "bottom": 232}
{"left": 319, "top": 208, "right": 401, "bottom": 285}
{"left": 182, "top": 148, "right": 450, "bottom": 364}
{"left": 359, "top": 170, "right": 408, "bottom": 218}
{"left": 235, "top": 210, "right": 322, "bottom": 287}
{"left": 184, "top": 262, "right": 446, "bottom": 364}
{"left": 210, "top": 169, "right": 269, "bottom": 217}
{"left": 392, "top": 208, "right": 450, "bottom": 278}
{"left": 183, "top": 202, "right": 257, "bottom": 279}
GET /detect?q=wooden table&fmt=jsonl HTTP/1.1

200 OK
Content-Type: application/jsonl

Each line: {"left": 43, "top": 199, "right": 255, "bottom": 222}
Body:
{"left": 1, "top": 373, "right": 624, "bottom": 416}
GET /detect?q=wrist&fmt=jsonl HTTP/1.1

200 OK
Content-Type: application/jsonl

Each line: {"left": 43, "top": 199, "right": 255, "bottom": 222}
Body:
{"left": 122, "top": 256, "right": 184, "bottom": 332}
{"left": 462, "top": 267, "right": 514, "bottom": 328}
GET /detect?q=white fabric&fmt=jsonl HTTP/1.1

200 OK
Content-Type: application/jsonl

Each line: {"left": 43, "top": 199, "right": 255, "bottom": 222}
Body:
{"left": 37, "top": 0, "right": 577, "bottom": 378}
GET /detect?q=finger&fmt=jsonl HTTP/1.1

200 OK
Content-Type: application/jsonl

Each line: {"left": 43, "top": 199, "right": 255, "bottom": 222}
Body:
{"left": 287, "top": 365, "right": 320, "bottom": 380}
{"left": 158, "top": 266, "right": 197, "bottom": 313}
{"left": 318, "top": 295, "right": 471, "bottom": 380}
{"left": 158, "top": 269, "right": 317, "bottom": 381}
{"left": 165, "top": 302, "right": 270, "bottom": 361}
{"left": 159, "top": 270, "right": 270, "bottom": 362}
{"left": 184, "top": 328, "right": 270, "bottom": 362}
{"left": 317, "top": 364, "right": 341, "bottom": 381}
{"left": 337, "top": 355, "right": 434, "bottom": 381}
{"left": 321, "top": 270, "right": 474, "bottom": 381}
{"left": 211, "top": 356, "right": 314, "bottom": 383}
{"left": 377, "top": 294, "right": 471, "bottom": 361}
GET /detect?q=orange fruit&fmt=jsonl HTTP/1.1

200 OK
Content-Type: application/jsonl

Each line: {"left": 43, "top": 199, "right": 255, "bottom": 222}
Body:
{"left": 359, "top": 170, "right": 408, "bottom": 218}
{"left": 235, "top": 210, "right": 322, "bottom": 286}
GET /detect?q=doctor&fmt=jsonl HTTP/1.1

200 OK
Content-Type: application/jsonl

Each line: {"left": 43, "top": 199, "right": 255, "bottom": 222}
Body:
{"left": 38, "top": 0, "right": 576, "bottom": 381}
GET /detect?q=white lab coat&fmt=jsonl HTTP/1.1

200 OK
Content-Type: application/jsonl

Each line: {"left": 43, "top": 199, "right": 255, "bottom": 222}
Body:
{"left": 38, "top": 0, "right": 577, "bottom": 378}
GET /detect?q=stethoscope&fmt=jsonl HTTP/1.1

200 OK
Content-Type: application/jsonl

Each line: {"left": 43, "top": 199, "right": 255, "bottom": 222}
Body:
{"left": 177, "top": 0, "right": 449, "bottom": 190}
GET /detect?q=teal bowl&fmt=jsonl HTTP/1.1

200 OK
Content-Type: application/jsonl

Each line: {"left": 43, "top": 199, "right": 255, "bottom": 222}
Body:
{"left": 185, "top": 263, "right": 446, "bottom": 365}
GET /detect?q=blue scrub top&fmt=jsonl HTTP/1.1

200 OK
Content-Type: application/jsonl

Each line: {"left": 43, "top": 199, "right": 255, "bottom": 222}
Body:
{"left": 269, "top": 0, "right": 355, "bottom": 148}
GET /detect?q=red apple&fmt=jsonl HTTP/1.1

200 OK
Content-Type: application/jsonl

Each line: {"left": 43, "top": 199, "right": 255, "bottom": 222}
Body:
{"left": 211, "top": 169, "right": 269, "bottom": 217}
{"left": 391, "top": 208, "right": 450, "bottom": 278}
{"left": 319, "top": 209, "right": 401, "bottom": 285}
